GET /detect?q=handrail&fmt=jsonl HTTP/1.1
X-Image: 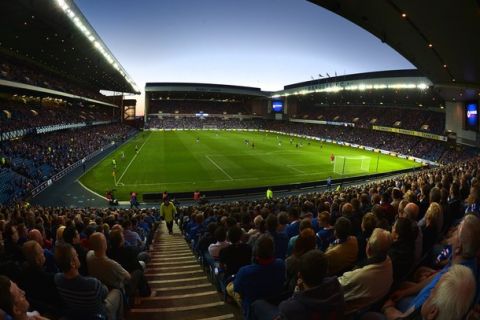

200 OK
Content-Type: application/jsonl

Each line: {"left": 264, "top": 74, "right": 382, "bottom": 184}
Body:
{"left": 30, "top": 142, "right": 116, "bottom": 197}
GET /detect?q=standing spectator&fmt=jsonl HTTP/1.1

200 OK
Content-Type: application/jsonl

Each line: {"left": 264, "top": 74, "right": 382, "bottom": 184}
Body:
{"left": 160, "top": 197, "right": 177, "bottom": 234}
{"left": 129, "top": 192, "right": 139, "bottom": 209}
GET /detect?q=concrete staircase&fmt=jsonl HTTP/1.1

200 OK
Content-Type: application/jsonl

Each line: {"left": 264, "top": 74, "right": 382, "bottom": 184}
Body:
{"left": 127, "top": 222, "right": 242, "bottom": 320}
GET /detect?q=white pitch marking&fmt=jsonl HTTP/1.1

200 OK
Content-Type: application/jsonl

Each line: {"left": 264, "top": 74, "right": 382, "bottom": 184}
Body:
{"left": 116, "top": 133, "right": 151, "bottom": 185}
{"left": 205, "top": 155, "right": 233, "bottom": 181}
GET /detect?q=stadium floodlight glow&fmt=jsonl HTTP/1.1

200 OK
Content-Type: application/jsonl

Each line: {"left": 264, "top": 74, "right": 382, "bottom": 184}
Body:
{"left": 417, "top": 83, "right": 428, "bottom": 90}
{"left": 55, "top": 0, "right": 139, "bottom": 93}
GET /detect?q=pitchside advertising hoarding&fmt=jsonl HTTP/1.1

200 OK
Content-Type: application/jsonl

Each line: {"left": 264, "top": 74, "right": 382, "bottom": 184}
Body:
{"left": 465, "top": 101, "right": 479, "bottom": 131}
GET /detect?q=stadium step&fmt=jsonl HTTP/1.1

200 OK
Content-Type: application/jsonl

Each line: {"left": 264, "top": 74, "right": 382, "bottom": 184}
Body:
{"left": 127, "top": 222, "right": 241, "bottom": 320}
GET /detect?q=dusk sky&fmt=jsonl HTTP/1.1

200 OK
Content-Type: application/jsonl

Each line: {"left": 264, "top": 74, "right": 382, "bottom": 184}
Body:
{"left": 75, "top": 0, "right": 414, "bottom": 114}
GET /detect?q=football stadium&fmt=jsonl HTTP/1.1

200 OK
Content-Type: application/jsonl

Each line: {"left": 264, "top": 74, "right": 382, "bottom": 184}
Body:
{"left": 1, "top": 0, "right": 480, "bottom": 320}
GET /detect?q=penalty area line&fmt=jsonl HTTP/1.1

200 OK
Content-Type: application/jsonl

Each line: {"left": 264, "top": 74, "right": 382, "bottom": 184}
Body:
{"left": 116, "top": 134, "right": 151, "bottom": 185}
{"left": 205, "top": 155, "right": 234, "bottom": 181}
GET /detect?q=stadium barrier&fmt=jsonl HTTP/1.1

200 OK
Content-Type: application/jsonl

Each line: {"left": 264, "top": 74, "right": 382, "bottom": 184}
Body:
{"left": 30, "top": 142, "right": 117, "bottom": 198}
{"left": 30, "top": 128, "right": 136, "bottom": 198}
{"left": 142, "top": 166, "right": 423, "bottom": 203}
{"left": 1, "top": 120, "right": 118, "bottom": 141}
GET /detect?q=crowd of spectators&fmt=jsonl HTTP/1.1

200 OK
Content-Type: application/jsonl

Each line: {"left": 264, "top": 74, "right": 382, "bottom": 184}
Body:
{"left": 180, "top": 156, "right": 480, "bottom": 319}
{"left": 145, "top": 116, "right": 264, "bottom": 130}
{"left": 0, "top": 123, "right": 135, "bottom": 204}
{"left": 0, "top": 206, "right": 159, "bottom": 319}
{"left": 149, "top": 100, "right": 250, "bottom": 115}
{"left": 0, "top": 101, "right": 116, "bottom": 133}
{"left": 293, "top": 105, "right": 445, "bottom": 134}
{"left": 0, "top": 121, "right": 479, "bottom": 319}
{"left": 0, "top": 60, "right": 111, "bottom": 103}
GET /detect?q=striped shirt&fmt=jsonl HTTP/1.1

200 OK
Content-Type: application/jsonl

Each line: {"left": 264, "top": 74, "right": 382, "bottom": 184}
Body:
{"left": 54, "top": 274, "right": 107, "bottom": 318}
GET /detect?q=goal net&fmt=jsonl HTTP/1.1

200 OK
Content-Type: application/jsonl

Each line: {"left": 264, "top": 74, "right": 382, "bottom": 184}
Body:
{"left": 333, "top": 156, "right": 371, "bottom": 175}
{"left": 203, "top": 125, "right": 218, "bottom": 129}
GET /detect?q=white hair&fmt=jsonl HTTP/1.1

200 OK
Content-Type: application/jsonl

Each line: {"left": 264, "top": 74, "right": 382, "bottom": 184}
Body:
{"left": 432, "top": 264, "right": 476, "bottom": 320}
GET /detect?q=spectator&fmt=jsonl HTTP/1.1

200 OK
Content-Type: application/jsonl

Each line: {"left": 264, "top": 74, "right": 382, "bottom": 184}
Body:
{"left": 383, "top": 265, "right": 475, "bottom": 320}
{"left": 18, "top": 241, "right": 61, "bottom": 316}
{"left": 54, "top": 243, "right": 123, "bottom": 320}
{"left": 208, "top": 227, "right": 230, "bottom": 260}
{"left": 232, "top": 234, "right": 286, "bottom": 319}
{"left": 285, "top": 228, "right": 317, "bottom": 292}
{"left": 86, "top": 232, "right": 131, "bottom": 290}
{"left": 219, "top": 225, "right": 252, "bottom": 279}
{"left": 325, "top": 217, "right": 358, "bottom": 276}
{"left": 389, "top": 218, "right": 415, "bottom": 285}
{"left": 339, "top": 228, "right": 393, "bottom": 315}
{"left": 160, "top": 197, "right": 177, "bottom": 235}
{"left": 0, "top": 275, "right": 48, "bottom": 320}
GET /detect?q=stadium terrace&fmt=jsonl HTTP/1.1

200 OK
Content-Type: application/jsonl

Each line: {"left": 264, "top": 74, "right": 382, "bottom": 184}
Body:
{"left": 1, "top": 0, "right": 480, "bottom": 320}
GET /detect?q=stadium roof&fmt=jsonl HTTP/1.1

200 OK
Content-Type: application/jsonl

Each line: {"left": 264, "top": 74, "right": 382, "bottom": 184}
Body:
{"left": 284, "top": 69, "right": 424, "bottom": 90}
{"left": 0, "top": 0, "right": 139, "bottom": 94}
{"left": 146, "top": 83, "right": 268, "bottom": 98}
{"left": 308, "top": 0, "right": 480, "bottom": 101}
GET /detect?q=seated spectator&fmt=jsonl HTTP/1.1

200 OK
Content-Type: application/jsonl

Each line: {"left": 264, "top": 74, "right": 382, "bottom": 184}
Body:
{"left": 386, "top": 214, "right": 480, "bottom": 318}
{"left": 421, "top": 202, "right": 442, "bottom": 257}
{"left": 232, "top": 234, "right": 286, "bottom": 319}
{"left": 3, "top": 223, "right": 23, "bottom": 263}
{"left": 54, "top": 243, "right": 123, "bottom": 320}
{"left": 265, "top": 214, "right": 288, "bottom": 260}
{"left": 122, "top": 220, "right": 144, "bottom": 251}
{"left": 285, "top": 207, "right": 301, "bottom": 239}
{"left": 252, "top": 250, "right": 345, "bottom": 320}
{"left": 315, "top": 211, "right": 335, "bottom": 252}
{"left": 382, "top": 264, "right": 475, "bottom": 320}
{"left": 27, "top": 229, "right": 57, "bottom": 274}
{"left": 208, "top": 226, "right": 230, "bottom": 261}
{"left": 389, "top": 217, "right": 415, "bottom": 285}
{"left": 325, "top": 217, "right": 358, "bottom": 276}
{"left": 339, "top": 228, "right": 393, "bottom": 315}
{"left": 196, "top": 222, "right": 217, "bottom": 256}
{"left": 0, "top": 275, "right": 47, "bottom": 320}
{"left": 357, "top": 212, "right": 378, "bottom": 262}
{"left": 402, "top": 202, "right": 423, "bottom": 265}
{"left": 219, "top": 225, "right": 252, "bottom": 280}
{"left": 108, "top": 229, "right": 144, "bottom": 273}
{"left": 86, "top": 232, "right": 131, "bottom": 291}
{"left": 285, "top": 228, "right": 316, "bottom": 292}
{"left": 186, "top": 213, "right": 205, "bottom": 245}
{"left": 18, "top": 241, "right": 61, "bottom": 316}
{"left": 286, "top": 218, "right": 312, "bottom": 257}
{"left": 62, "top": 226, "right": 88, "bottom": 276}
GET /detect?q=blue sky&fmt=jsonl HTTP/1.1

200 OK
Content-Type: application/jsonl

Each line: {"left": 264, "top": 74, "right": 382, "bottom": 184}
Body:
{"left": 75, "top": 0, "right": 414, "bottom": 114}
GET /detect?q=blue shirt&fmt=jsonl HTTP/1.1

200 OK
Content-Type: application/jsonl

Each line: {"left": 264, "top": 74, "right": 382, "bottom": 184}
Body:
{"left": 411, "top": 257, "right": 477, "bottom": 310}
{"left": 234, "top": 259, "right": 286, "bottom": 319}
{"left": 285, "top": 221, "right": 300, "bottom": 239}
{"left": 316, "top": 228, "right": 335, "bottom": 252}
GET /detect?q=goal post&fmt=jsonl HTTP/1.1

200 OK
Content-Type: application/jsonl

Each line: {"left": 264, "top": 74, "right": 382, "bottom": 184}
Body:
{"left": 333, "top": 156, "right": 371, "bottom": 175}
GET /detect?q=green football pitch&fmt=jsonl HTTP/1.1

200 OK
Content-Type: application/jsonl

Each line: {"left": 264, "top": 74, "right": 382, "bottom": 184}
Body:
{"left": 79, "top": 130, "right": 422, "bottom": 200}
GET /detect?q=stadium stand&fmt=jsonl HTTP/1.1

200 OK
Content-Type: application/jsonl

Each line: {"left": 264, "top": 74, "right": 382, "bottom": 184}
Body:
{"left": 1, "top": 156, "right": 480, "bottom": 319}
